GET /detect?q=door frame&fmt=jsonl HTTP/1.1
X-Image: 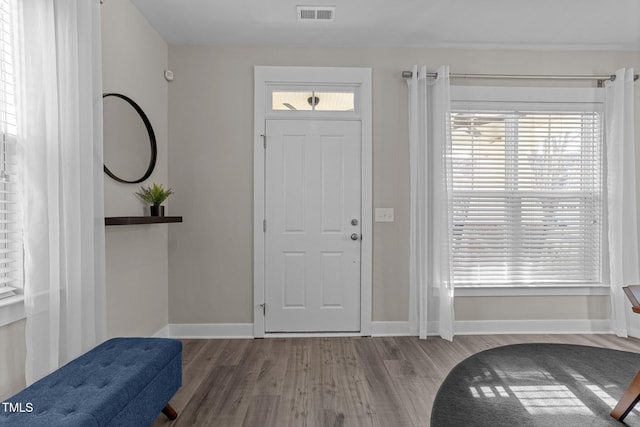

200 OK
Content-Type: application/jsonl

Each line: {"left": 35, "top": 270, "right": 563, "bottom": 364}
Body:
{"left": 253, "top": 66, "right": 372, "bottom": 337}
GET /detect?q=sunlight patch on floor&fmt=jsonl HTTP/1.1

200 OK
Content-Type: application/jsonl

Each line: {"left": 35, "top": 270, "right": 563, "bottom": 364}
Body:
{"left": 585, "top": 384, "right": 618, "bottom": 407}
{"left": 469, "top": 385, "right": 509, "bottom": 398}
{"left": 587, "top": 384, "right": 640, "bottom": 418}
{"left": 495, "top": 386, "right": 509, "bottom": 397}
{"left": 509, "top": 385, "right": 593, "bottom": 415}
{"left": 468, "top": 384, "right": 593, "bottom": 415}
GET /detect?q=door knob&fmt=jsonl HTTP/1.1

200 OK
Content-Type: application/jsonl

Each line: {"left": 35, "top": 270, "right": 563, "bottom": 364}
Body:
{"left": 350, "top": 233, "right": 359, "bottom": 241}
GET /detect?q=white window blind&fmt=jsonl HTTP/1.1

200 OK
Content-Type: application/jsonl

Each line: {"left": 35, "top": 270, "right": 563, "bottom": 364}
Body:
{"left": 450, "top": 108, "right": 602, "bottom": 286}
{"left": 0, "top": 0, "right": 21, "bottom": 299}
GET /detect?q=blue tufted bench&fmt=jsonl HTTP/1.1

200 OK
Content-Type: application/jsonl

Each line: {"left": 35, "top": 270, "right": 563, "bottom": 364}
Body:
{"left": 0, "top": 337, "right": 182, "bottom": 427}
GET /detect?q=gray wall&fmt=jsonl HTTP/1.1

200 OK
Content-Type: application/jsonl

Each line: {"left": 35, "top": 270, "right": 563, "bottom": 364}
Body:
{"left": 167, "top": 46, "right": 639, "bottom": 326}
{"left": 0, "top": 319, "right": 25, "bottom": 400}
{"left": 102, "top": 0, "right": 170, "bottom": 337}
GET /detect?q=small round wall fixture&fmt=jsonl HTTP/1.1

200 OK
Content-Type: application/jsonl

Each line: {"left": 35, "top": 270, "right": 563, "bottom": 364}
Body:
{"left": 102, "top": 93, "right": 157, "bottom": 184}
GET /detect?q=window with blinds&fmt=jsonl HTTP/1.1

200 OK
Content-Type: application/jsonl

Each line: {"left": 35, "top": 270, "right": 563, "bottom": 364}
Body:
{"left": 0, "top": 0, "right": 21, "bottom": 300}
{"left": 449, "top": 109, "right": 602, "bottom": 286}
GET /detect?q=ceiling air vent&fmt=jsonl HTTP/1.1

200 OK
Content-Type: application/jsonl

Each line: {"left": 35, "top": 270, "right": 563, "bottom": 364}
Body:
{"left": 297, "top": 6, "right": 336, "bottom": 22}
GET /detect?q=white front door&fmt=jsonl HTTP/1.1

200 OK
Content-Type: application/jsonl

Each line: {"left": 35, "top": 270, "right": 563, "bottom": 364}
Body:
{"left": 265, "top": 119, "right": 361, "bottom": 332}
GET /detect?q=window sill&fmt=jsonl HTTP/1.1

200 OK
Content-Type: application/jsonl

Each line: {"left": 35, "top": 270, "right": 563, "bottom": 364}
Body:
{"left": 0, "top": 294, "right": 25, "bottom": 327}
{"left": 455, "top": 285, "right": 610, "bottom": 297}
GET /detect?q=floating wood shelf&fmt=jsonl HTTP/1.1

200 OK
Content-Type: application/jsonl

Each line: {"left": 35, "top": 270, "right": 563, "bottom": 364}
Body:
{"left": 105, "top": 216, "right": 183, "bottom": 226}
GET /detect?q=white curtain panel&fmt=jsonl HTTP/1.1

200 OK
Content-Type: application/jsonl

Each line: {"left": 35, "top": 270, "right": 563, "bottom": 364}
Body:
{"left": 407, "top": 65, "right": 455, "bottom": 340}
{"left": 19, "top": 0, "right": 106, "bottom": 384}
{"left": 606, "top": 68, "right": 640, "bottom": 338}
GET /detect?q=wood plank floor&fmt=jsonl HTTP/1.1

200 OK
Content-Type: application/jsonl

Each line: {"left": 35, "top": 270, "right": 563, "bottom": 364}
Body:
{"left": 151, "top": 334, "right": 640, "bottom": 427}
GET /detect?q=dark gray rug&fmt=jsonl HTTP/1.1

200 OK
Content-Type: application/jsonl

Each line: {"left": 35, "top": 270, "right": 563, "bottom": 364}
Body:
{"left": 431, "top": 343, "right": 640, "bottom": 427}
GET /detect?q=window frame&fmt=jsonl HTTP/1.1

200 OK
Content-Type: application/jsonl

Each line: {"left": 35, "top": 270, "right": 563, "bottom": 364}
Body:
{"left": 449, "top": 85, "right": 608, "bottom": 295}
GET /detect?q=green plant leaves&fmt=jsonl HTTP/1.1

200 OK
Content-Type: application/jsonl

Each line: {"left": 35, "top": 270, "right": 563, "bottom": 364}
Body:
{"left": 135, "top": 182, "right": 173, "bottom": 205}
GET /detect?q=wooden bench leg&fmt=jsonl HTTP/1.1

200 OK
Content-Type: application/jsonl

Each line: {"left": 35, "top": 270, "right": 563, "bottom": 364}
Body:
{"left": 162, "top": 403, "right": 178, "bottom": 420}
{"left": 611, "top": 371, "right": 640, "bottom": 421}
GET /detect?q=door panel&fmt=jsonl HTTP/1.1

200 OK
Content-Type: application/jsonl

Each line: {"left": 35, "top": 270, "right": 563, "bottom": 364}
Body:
{"left": 265, "top": 120, "right": 361, "bottom": 332}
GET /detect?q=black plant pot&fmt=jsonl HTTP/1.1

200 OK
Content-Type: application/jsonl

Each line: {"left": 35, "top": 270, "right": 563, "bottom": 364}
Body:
{"left": 149, "top": 205, "right": 165, "bottom": 216}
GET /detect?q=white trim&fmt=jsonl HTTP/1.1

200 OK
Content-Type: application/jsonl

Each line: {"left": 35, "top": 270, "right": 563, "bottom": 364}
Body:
{"left": 451, "top": 85, "right": 605, "bottom": 106}
{"left": 0, "top": 295, "right": 25, "bottom": 328}
{"left": 455, "top": 319, "right": 612, "bottom": 335}
{"left": 359, "top": 69, "right": 373, "bottom": 336}
{"left": 253, "top": 66, "right": 373, "bottom": 337}
{"left": 427, "top": 41, "right": 639, "bottom": 53}
{"left": 253, "top": 67, "right": 267, "bottom": 337}
{"left": 152, "top": 324, "right": 170, "bottom": 338}
{"left": 372, "top": 321, "right": 413, "bottom": 336}
{"left": 372, "top": 319, "right": 612, "bottom": 336}
{"left": 168, "top": 323, "right": 254, "bottom": 339}
{"left": 265, "top": 332, "right": 362, "bottom": 338}
{"left": 455, "top": 286, "right": 610, "bottom": 297}
{"left": 163, "top": 320, "right": 613, "bottom": 339}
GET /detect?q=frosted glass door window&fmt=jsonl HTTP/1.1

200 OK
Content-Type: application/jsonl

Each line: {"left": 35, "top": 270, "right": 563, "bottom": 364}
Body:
{"left": 272, "top": 91, "right": 313, "bottom": 111}
{"left": 271, "top": 90, "right": 355, "bottom": 112}
{"left": 314, "top": 92, "right": 355, "bottom": 111}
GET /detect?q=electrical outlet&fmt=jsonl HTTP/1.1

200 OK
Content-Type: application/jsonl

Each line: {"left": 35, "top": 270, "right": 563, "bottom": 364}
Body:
{"left": 375, "top": 208, "right": 394, "bottom": 222}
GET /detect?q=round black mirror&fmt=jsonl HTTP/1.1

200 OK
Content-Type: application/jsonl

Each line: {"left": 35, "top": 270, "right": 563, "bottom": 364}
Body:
{"left": 103, "top": 93, "right": 157, "bottom": 184}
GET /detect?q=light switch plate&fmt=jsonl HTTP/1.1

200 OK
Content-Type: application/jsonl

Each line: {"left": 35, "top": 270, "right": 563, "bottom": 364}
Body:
{"left": 375, "top": 208, "right": 394, "bottom": 222}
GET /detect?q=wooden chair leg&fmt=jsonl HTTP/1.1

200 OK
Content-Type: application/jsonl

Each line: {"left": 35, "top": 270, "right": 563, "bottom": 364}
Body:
{"left": 611, "top": 370, "right": 640, "bottom": 421}
{"left": 162, "top": 403, "right": 178, "bottom": 420}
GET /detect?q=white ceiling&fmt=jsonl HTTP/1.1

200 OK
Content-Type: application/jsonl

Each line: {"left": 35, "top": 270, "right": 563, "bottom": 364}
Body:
{"left": 130, "top": 0, "right": 640, "bottom": 50}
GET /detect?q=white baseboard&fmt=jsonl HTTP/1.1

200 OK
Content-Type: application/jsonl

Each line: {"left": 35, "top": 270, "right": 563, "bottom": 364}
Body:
{"left": 157, "top": 319, "right": 613, "bottom": 340}
{"left": 371, "top": 321, "right": 413, "bottom": 336}
{"left": 168, "top": 323, "right": 254, "bottom": 339}
{"left": 265, "top": 332, "right": 363, "bottom": 338}
{"left": 152, "top": 324, "right": 171, "bottom": 338}
{"left": 455, "top": 319, "right": 612, "bottom": 335}
{"left": 372, "top": 319, "right": 612, "bottom": 337}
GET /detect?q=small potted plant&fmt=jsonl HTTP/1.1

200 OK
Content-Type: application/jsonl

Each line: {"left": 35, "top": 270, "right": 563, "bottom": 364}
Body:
{"left": 136, "top": 183, "right": 173, "bottom": 216}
